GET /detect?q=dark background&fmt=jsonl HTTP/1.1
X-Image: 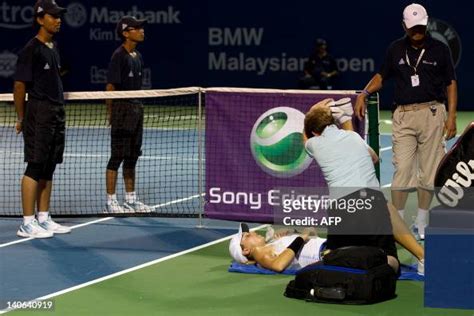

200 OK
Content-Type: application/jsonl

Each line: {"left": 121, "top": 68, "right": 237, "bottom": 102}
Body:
{"left": 0, "top": 0, "right": 471, "bottom": 110}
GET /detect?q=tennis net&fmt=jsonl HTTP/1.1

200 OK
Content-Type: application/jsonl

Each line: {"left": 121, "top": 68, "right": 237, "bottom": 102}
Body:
{"left": 0, "top": 87, "right": 204, "bottom": 217}
{"left": 0, "top": 87, "right": 378, "bottom": 219}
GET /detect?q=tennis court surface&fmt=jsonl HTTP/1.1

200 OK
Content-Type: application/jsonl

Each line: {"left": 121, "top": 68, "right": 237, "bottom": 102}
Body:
{"left": 1, "top": 87, "right": 472, "bottom": 315}
{"left": 1, "top": 216, "right": 472, "bottom": 315}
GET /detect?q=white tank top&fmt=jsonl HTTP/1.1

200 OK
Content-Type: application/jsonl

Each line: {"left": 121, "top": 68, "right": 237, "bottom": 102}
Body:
{"left": 268, "top": 235, "right": 326, "bottom": 269}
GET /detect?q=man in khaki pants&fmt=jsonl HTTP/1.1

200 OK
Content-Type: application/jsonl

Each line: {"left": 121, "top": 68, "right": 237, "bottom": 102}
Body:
{"left": 354, "top": 3, "right": 457, "bottom": 239}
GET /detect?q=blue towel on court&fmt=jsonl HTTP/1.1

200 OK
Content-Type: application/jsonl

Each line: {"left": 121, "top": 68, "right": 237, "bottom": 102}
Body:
{"left": 229, "top": 262, "right": 424, "bottom": 281}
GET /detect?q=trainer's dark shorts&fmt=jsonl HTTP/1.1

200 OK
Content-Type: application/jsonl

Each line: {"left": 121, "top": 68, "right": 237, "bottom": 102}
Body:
{"left": 326, "top": 188, "right": 398, "bottom": 259}
{"left": 110, "top": 102, "right": 144, "bottom": 159}
{"left": 23, "top": 98, "right": 65, "bottom": 164}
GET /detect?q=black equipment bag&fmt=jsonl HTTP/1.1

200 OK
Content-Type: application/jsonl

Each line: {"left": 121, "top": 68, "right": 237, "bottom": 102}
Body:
{"left": 284, "top": 246, "right": 397, "bottom": 304}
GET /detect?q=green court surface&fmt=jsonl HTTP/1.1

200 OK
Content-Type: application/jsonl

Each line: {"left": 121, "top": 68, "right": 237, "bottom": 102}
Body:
{"left": 12, "top": 239, "right": 473, "bottom": 316}
{"left": 379, "top": 110, "right": 472, "bottom": 134}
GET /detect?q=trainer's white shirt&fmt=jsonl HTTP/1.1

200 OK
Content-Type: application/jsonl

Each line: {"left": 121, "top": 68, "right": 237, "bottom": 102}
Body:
{"left": 305, "top": 125, "right": 379, "bottom": 197}
{"left": 268, "top": 235, "right": 326, "bottom": 269}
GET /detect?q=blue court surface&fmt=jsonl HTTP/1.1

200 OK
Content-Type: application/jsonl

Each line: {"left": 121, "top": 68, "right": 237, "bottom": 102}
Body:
{"left": 0, "top": 217, "right": 262, "bottom": 311}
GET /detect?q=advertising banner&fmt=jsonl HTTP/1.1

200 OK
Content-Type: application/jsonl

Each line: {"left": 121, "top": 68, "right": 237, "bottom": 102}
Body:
{"left": 205, "top": 90, "right": 362, "bottom": 222}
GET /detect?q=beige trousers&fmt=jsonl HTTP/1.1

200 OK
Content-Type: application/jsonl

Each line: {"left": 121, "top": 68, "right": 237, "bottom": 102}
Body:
{"left": 391, "top": 102, "right": 446, "bottom": 191}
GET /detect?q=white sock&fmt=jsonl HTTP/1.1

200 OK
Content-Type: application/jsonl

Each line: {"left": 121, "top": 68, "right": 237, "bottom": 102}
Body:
{"left": 126, "top": 191, "right": 137, "bottom": 203}
{"left": 107, "top": 194, "right": 117, "bottom": 204}
{"left": 37, "top": 211, "right": 49, "bottom": 223}
{"left": 23, "top": 215, "right": 35, "bottom": 225}
{"left": 416, "top": 208, "right": 429, "bottom": 227}
{"left": 398, "top": 209, "right": 405, "bottom": 220}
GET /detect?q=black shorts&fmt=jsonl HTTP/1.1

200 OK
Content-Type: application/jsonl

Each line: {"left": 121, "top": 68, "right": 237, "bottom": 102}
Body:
{"left": 110, "top": 102, "right": 144, "bottom": 159}
{"left": 23, "top": 99, "right": 65, "bottom": 164}
{"left": 326, "top": 188, "right": 398, "bottom": 259}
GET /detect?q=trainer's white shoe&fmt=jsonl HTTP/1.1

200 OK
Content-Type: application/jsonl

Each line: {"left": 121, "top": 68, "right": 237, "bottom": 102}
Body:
{"left": 123, "top": 200, "right": 152, "bottom": 213}
{"left": 104, "top": 199, "right": 125, "bottom": 213}
{"left": 38, "top": 216, "right": 71, "bottom": 234}
{"left": 329, "top": 97, "right": 353, "bottom": 124}
{"left": 334, "top": 97, "right": 354, "bottom": 115}
{"left": 17, "top": 219, "right": 54, "bottom": 238}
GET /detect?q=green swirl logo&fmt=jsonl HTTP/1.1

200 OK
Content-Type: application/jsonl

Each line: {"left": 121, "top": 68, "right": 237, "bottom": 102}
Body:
{"left": 250, "top": 107, "right": 312, "bottom": 178}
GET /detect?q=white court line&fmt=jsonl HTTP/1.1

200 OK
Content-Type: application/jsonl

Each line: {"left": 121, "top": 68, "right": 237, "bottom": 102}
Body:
{"left": 0, "top": 193, "right": 204, "bottom": 249}
{"left": 380, "top": 146, "right": 392, "bottom": 153}
{"left": 0, "top": 224, "right": 267, "bottom": 314}
{"left": 0, "top": 217, "right": 113, "bottom": 249}
{"left": 151, "top": 193, "right": 204, "bottom": 209}
{"left": 382, "top": 183, "right": 392, "bottom": 188}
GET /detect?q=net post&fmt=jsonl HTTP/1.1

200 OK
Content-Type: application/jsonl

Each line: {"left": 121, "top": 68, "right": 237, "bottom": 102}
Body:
{"left": 367, "top": 93, "right": 381, "bottom": 180}
{"left": 197, "top": 88, "right": 205, "bottom": 228}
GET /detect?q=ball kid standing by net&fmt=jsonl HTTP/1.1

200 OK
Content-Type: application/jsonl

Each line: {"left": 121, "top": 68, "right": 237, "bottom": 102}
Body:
{"left": 13, "top": 0, "right": 71, "bottom": 238}
{"left": 104, "top": 16, "right": 151, "bottom": 213}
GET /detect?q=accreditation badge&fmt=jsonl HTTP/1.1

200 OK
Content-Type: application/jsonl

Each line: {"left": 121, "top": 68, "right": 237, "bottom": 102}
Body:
{"left": 411, "top": 74, "right": 420, "bottom": 87}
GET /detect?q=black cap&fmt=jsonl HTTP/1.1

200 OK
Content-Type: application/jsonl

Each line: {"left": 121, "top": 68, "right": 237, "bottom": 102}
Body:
{"left": 315, "top": 38, "right": 327, "bottom": 47}
{"left": 34, "top": 0, "right": 67, "bottom": 17}
{"left": 116, "top": 16, "right": 147, "bottom": 38}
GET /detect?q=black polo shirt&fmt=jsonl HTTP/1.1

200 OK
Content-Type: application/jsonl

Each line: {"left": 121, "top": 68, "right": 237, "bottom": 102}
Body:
{"left": 14, "top": 37, "right": 64, "bottom": 104}
{"left": 107, "top": 45, "right": 144, "bottom": 91}
{"left": 308, "top": 54, "right": 338, "bottom": 88}
{"left": 378, "top": 35, "right": 456, "bottom": 105}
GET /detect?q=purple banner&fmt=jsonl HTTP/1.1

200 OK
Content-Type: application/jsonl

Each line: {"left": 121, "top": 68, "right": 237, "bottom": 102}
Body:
{"left": 205, "top": 90, "right": 362, "bottom": 223}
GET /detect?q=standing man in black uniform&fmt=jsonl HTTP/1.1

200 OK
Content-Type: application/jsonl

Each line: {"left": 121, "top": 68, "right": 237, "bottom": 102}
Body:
{"left": 14, "top": 0, "right": 71, "bottom": 238}
{"left": 104, "top": 16, "right": 151, "bottom": 213}
{"left": 299, "top": 38, "right": 339, "bottom": 90}
{"left": 355, "top": 3, "right": 457, "bottom": 239}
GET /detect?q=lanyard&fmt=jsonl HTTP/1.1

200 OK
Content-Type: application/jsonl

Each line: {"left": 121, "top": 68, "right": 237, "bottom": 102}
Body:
{"left": 405, "top": 48, "right": 425, "bottom": 74}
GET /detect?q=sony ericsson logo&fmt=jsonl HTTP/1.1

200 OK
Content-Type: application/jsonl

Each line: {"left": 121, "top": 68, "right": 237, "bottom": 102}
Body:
{"left": 0, "top": 50, "right": 17, "bottom": 78}
{"left": 436, "top": 160, "right": 474, "bottom": 207}
{"left": 428, "top": 18, "right": 462, "bottom": 67}
{"left": 250, "top": 107, "right": 312, "bottom": 178}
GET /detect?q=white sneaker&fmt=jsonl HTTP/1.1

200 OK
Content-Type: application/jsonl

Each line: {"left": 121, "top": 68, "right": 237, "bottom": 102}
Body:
{"left": 104, "top": 199, "right": 125, "bottom": 213}
{"left": 329, "top": 97, "right": 353, "bottom": 124}
{"left": 17, "top": 219, "right": 54, "bottom": 238}
{"left": 334, "top": 97, "right": 354, "bottom": 116}
{"left": 38, "top": 216, "right": 71, "bottom": 234}
{"left": 417, "top": 259, "right": 425, "bottom": 276}
{"left": 411, "top": 222, "right": 427, "bottom": 240}
{"left": 123, "top": 200, "right": 152, "bottom": 213}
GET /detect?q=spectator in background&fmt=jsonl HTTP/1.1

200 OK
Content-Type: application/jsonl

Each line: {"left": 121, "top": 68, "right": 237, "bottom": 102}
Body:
{"left": 299, "top": 38, "right": 339, "bottom": 90}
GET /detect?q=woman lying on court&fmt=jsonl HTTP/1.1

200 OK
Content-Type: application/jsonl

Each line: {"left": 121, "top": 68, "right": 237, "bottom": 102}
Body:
{"left": 229, "top": 217, "right": 423, "bottom": 274}
{"left": 229, "top": 98, "right": 425, "bottom": 274}
{"left": 230, "top": 224, "right": 326, "bottom": 272}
